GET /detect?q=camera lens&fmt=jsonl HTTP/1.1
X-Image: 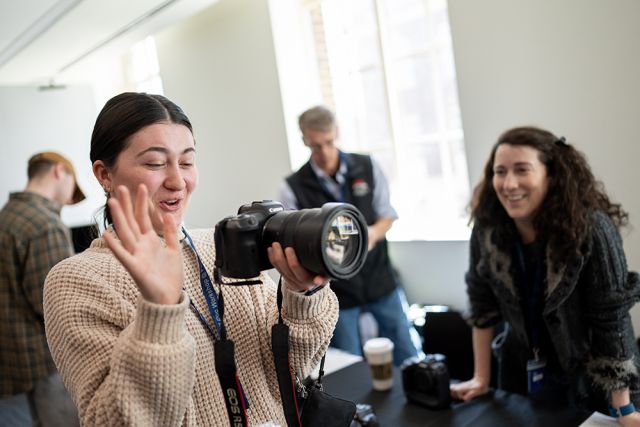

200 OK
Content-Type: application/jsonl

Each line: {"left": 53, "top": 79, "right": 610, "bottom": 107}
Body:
{"left": 263, "top": 203, "right": 368, "bottom": 279}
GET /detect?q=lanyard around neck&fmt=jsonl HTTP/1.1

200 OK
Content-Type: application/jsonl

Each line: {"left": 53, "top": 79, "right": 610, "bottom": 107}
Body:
{"left": 183, "top": 227, "right": 224, "bottom": 340}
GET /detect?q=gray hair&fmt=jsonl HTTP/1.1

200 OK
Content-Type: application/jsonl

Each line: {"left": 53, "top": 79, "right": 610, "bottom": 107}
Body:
{"left": 298, "top": 105, "right": 336, "bottom": 133}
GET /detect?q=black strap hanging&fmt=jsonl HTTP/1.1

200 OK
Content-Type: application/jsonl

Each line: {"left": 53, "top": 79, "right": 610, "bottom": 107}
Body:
{"left": 212, "top": 288, "right": 248, "bottom": 427}
{"left": 272, "top": 277, "right": 332, "bottom": 427}
{"left": 183, "top": 228, "right": 249, "bottom": 427}
{"left": 272, "top": 277, "right": 303, "bottom": 427}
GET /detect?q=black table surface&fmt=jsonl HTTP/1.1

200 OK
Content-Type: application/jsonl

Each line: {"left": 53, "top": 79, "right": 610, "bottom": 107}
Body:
{"left": 321, "top": 361, "right": 592, "bottom": 427}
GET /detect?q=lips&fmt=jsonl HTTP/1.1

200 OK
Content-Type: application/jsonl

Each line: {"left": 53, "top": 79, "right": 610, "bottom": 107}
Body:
{"left": 158, "top": 198, "right": 183, "bottom": 212}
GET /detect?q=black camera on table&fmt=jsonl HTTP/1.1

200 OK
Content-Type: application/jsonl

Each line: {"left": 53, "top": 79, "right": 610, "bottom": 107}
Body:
{"left": 214, "top": 200, "right": 368, "bottom": 280}
{"left": 401, "top": 354, "right": 451, "bottom": 410}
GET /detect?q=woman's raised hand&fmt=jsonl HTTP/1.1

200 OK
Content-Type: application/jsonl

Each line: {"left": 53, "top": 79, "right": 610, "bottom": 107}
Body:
{"left": 103, "top": 184, "right": 183, "bottom": 304}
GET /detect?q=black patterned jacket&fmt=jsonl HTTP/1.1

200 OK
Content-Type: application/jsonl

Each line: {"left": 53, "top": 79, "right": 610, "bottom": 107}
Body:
{"left": 466, "top": 211, "right": 640, "bottom": 408}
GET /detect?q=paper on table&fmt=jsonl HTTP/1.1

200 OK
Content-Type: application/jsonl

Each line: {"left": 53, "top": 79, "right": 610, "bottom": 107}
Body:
{"left": 309, "top": 347, "right": 363, "bottom": 378}
{"left": 579, "top": 411, "right": 619, "bottom": 427}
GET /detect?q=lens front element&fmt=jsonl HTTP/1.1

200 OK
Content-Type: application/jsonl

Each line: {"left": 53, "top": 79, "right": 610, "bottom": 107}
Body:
{"left": 319, "top": 206, "right": 367, "bottom": 279}
{"left": 325, "top": 214, "right": 360, "bottom": 268}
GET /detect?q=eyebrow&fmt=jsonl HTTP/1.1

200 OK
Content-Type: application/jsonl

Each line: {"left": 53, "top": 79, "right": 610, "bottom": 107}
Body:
{"left": 493, "top": 161, "right": 533, "bottom": 168}
{"left": 136, "top": 147, "right": 196, "bottom": 157}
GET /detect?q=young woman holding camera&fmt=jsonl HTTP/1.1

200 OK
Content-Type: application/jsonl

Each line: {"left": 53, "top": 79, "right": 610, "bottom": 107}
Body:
{"left": 43, "top": 92, "right": 339, "bottom": 426}
{"left": 450, "top": 126, "right": 640, "bottom": 425}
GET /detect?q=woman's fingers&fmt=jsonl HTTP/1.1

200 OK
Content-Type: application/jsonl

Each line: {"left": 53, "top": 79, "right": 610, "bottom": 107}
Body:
{"left": 268, "top": 243, "right": 323, "bottom": 291}
{"left": 268, "top": 243, "right": 293, "bottom": 278}
{"left": 450, "top": 381, "right": 483, "bottom": 401}
{"left": 103, "top": 228, "right": 135, "bottom": 269}
{"left": 163, "top": 213, "right": 180, "bottom": 250}
{"left": 283, "top": 247, "right": 312, "bottom": 284}
{"left": 108, "top": 196, "right": 136, "bottom": 250}
{"left": 134, "top": 184, "right": 153, "bottom": 234}
{"left": 117, "top": 186, "right": 142, "bottom": 238}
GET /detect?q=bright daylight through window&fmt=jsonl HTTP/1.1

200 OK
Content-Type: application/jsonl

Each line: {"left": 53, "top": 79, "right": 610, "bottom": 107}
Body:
{"left": 274, "top": 0, "right": 470, "bottom": 241}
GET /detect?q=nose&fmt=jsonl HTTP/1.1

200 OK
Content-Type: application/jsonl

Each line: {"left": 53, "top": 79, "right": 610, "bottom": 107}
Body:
{"left": 164, "top": 164, "right": 186, "bottom": 190}
{"left": 503, "top": 172, "right": 518, "bottom": 190}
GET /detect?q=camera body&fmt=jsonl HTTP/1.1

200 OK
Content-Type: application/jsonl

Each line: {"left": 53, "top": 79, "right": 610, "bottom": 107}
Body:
{"left": 400, "top": 354, "right": 451, "bottom": 410}
{"left": 214, "top": 200, "right": 284, "bottom": 279}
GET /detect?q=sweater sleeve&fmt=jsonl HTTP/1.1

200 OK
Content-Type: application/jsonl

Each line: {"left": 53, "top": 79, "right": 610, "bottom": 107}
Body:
{"left": 277, "top": 280, "right": 339, "bottom": 378}
{"left": 43, "top": 257, "right": 197, "bottom": 426}
{"left": 583, "top": 212, "right": 640, "bottom": 392}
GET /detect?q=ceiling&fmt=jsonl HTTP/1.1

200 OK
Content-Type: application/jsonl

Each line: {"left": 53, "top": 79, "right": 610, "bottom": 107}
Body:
{"left": 0, "top": 0, "right": 218, "bottom": 86}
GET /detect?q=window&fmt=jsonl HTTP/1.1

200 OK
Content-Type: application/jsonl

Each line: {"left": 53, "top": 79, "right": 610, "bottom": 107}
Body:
{"left": 126, "top": 36, "right": 164, "bottom": 94}
{"left": 272, "top": 0, "right": 470, "bottom": 240}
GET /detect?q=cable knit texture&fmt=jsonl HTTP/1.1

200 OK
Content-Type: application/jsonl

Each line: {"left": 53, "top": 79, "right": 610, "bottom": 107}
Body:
{"left": 43, "top": 229, "right": 339, "bottom": 426}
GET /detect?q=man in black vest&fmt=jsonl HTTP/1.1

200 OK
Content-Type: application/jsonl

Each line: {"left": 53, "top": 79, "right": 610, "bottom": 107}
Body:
{"left": 279, "top": 106, "right": 418, "bottom": 365}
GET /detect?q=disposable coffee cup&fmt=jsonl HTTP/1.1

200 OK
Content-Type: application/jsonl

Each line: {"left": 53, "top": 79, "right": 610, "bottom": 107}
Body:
{"left": 363, "top": 337, "right": 394, "bottom": 391}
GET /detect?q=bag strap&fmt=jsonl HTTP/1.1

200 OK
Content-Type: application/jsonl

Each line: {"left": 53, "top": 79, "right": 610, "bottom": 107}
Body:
{"left": 272, "top": 277, "right": 303, "bottom": 427}
{"left": 272, "top": 277, "right": 330, "bottom": 427}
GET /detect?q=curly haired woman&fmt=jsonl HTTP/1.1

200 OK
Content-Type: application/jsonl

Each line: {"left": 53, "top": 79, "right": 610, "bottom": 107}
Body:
{"left": 450, "top": 126, "right": 640, "bottom": 425}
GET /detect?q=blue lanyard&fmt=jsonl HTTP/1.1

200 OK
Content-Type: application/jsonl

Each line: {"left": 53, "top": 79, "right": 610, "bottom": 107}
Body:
{"left": 182, "top": 228, "right": 223, "bottom": 341}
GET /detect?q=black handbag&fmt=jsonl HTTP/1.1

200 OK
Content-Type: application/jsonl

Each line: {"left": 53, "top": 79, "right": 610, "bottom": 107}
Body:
{"left": 272, "top": 279, "right": 356, "bottom": 427}
{"left": 298, "top": 358, "right": 357, "bottom": 427}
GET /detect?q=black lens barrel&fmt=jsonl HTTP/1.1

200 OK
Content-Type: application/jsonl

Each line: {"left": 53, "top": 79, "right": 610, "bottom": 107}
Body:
{"left": 263, "top": 203, "right": 368, "bottom": 279}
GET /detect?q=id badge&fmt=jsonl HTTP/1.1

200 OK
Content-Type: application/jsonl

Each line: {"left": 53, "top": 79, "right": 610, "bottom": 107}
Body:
{"left": 527, "top": 357, "right": 547, "bottom": 393}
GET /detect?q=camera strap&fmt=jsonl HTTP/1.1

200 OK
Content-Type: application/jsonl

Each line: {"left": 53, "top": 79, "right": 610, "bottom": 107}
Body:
{"left": 272, "top": 277, "right": 329, "bottom": 427}
{"left": 182, "top": 228, "right": 249, "bottom": 427}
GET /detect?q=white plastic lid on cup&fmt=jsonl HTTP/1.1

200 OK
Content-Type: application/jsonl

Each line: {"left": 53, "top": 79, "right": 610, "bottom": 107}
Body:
{"left": 363, "top": 337, "right": 394, "bottom": 355}
{"left": 363, "top": 337, "right": 394, "bottom": 365}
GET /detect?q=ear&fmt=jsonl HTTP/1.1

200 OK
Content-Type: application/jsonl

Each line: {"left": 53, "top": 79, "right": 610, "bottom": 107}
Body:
{"left": 52, "top": 162, "right": 67, "bottom": 179}
{"left": 92, "top": 160, "right": 112, "bottom": 193}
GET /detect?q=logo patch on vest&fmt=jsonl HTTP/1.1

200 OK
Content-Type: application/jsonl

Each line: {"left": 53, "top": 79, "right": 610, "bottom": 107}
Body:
{"left": 352, "top": 179, "right": 370, "bottom": 197}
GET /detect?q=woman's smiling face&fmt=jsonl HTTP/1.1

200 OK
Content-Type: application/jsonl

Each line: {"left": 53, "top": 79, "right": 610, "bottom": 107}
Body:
{"left": 102, "top": 122, "right": 198, "bottom": 234}
{"left": 492, "top": 143, "right": 550, "bottom": 229}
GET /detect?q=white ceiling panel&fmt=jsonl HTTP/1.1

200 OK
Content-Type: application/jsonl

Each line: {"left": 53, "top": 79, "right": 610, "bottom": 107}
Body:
{"left": 0, "top": 0, "right": 218, "bottom": 85}
{"left": 0, "top": 0, "right": 62, "bottom": 53}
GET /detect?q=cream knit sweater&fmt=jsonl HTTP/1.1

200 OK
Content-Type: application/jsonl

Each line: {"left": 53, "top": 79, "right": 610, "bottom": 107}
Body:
{"left": 43, "top": 229, "right": 338, "bottom": 426}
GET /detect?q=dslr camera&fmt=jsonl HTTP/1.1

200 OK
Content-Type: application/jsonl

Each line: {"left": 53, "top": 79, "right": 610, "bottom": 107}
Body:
{"left": 400, "top": 354, "right": 451, "bottom": 410}
{"left": 214, "top": 201, "right": 368, "bottom": 279}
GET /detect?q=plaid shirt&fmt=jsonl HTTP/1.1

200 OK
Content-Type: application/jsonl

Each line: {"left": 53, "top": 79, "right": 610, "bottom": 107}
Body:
{"left": 0, "top": 192, "right": 74, "bottom": 396}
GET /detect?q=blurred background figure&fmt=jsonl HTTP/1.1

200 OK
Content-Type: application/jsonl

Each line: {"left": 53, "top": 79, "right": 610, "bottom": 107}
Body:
{"left": 279, "top": 105, "right": 419, "bottom": 365}
{"left": 0, "top": 152, "right": 83, "bottom": 426}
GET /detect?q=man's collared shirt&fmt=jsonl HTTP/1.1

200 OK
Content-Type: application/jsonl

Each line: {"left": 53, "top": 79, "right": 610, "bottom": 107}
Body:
{"left": 279, "top": 152, "right": 398, "bottom": 220}
{"left": 0, "top": 192, "right": 74, "bottom": 396}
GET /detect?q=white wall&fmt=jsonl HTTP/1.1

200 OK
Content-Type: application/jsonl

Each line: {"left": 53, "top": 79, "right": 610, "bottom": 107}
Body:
{"left": 448, "top": 0, "right": 640, "bottom": 327}
{"left": 154, "top": 0, "right": 291, "bottom": 228}
{"left": 0, "top": 85, "right": 102, "bottom": 227}
{"left": 389, "top": 240, "right": 469, "bottom": 309}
